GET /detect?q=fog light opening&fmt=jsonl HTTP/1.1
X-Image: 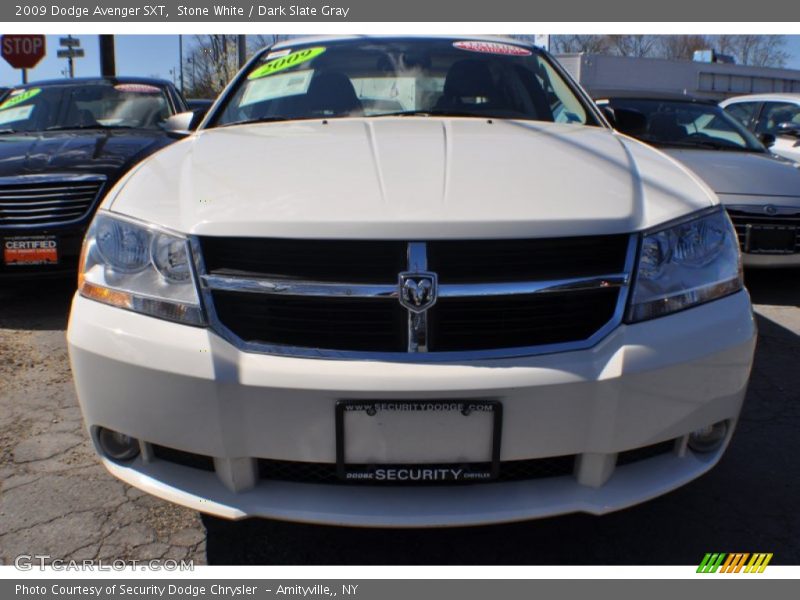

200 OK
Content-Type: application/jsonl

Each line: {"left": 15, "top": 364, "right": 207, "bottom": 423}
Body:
{"left": 97, "top": 427, "right": 140, "bottom": 462}
{"left": 688, "top": 420, "right": 729, "bottom": 453}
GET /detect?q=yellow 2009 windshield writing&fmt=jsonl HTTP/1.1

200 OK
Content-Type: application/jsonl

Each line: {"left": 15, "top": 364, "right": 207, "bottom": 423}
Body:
{"left": 248, "top": 47, "right": 326, "bottom": 79}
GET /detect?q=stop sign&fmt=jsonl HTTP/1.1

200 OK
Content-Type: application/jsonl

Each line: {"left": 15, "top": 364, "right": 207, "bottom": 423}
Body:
{"left": 1, "top": 35, "right": 46, "bottom": 70}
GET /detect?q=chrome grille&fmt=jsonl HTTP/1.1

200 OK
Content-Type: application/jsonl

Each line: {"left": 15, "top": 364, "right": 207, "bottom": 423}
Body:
{"left": 194, "top": 235, "right": 637, "bottom": 361}
{"left": 0, "top": 176, "right": 106, "bottom": 227}
{"left": 727, "top": 205, "right": 800, "bottom": 254}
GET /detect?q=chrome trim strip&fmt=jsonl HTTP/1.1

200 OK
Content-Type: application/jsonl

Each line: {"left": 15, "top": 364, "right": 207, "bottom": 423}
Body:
{"left": 407, "top": 241, "right": 427, "bottom": 272}
{"left": 407, "top": 310, "right": 429, "bottom": 353}
{"left": 190, "top": 233, "right": 639, "bottom": 363}
{"left": 404, "top": 242, "right": 430, "bottom": 352}
{"left": 438, "top": 275, "right": 627, "bottom": 298}
{"left": 202, "top": 275, "right": 398, "bottom": 299}
{"left": 202, "top": 273, "right": 627, "bottom": 299}
{"left": 725, "top": 204, "right": 800, "bottom": 216}
{"left": 0, "top": 173, "right": 107, "bottom": 185}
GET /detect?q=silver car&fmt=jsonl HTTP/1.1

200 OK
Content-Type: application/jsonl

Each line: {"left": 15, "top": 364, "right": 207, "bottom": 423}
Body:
{"left": 721, "top": 93, "right": 800, "bottom": 164}
{"left": 598, "top": 94, "right": 800, "bottom": 267}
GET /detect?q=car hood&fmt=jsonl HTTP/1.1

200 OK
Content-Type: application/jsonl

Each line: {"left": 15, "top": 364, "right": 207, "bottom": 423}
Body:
{"left": 0, "top": 129, "right": 173, "bottom": 181}
{"left": 108, "top": 118, "right": 716, "bottom": 239}
{"left": 660, "top": 147, "right": 800, "bottom": 197}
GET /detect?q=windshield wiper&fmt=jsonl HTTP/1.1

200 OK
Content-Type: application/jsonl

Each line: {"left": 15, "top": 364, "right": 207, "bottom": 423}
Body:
{"left": 45, "top": 124, "right": 145, "bottom": 132}
{"left": 0, "top": 128, "right": 18, "bottom": 134}
{"left": 651, "top": 139, "right": 757, "bottom": 152}
{"left": 372, "top": 110, "right": 498, "bottom": 119}
{"left": 218, "top": 116, "right": 294, "bottom": 128}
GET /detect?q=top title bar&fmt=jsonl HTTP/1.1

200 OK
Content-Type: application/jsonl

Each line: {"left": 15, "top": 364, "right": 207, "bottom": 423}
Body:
{"left": 4, "top": 0, "right": 800, "bottom": 22}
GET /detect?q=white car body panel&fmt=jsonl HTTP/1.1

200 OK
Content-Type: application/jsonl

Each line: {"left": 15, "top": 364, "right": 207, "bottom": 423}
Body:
{"left": 106, "top": 118, "right": 715, "bottom": 239}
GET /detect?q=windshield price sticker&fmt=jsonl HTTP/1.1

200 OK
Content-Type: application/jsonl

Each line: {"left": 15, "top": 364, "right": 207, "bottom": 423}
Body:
{"left": 248, "top": 47, "right": 327, "bottom": 79}
{"left": 453, "top": 41, "right": 532, "bottom": 56}
{"left": 0, "top": 88, "right": 42, "bottom": 110}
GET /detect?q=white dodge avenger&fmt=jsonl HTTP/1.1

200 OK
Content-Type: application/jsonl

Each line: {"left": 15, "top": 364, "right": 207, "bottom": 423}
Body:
{"left": 67, "top": 36, "right": 756, "bottom": 526}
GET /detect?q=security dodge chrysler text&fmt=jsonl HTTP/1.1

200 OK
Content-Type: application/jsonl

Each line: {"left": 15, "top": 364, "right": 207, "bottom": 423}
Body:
{"left": 67, "top": 36, "right": 756, "bottom": 526}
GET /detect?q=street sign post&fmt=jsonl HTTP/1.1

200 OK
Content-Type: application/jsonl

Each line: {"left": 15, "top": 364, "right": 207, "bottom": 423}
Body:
{"left": 58, "top": 36, "right": 82, "bottom": 78}
{"left": 1, "top": 34, "right": 46, "bottom": 82}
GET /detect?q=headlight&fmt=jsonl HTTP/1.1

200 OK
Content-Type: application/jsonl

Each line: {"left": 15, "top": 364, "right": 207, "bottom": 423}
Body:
{"left": 78, "top": 212, "right": 205, "bottom": 325}
{"left": 627, "top": 208, "right": 742, "bottom": 322}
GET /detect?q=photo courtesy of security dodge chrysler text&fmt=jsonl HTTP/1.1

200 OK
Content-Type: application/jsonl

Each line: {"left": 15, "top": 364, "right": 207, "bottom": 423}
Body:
{"left": 67, "top": 36, "right": 756, "bottom": 527}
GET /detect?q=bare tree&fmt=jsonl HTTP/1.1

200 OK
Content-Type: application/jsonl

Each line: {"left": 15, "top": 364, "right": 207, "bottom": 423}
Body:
{"left": 552, "top": 35, "right": 610, "bottom": 54}
{"left": 550, "top": 33, "right": 790, "bottom": 68}
{"left": 715, "top": 35, "right": 790, "bottom": 67}
{"left": 183, "top": 35, "right": 301, "bottom": 99}
{"left": 658, "top": 35, "right": 712, "bottom": 61}
{"left": 605, "top": 35, "right": 658, "bottom": 58}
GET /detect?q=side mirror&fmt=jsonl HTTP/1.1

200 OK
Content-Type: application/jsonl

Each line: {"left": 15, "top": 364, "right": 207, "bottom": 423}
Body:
{"left": 599, "top": 105, "right": 616, "bottom": 127}
{"left": 164, "top": 110, "right": 203, "bottom": 136}
{"left": 759, "top": 132, "right": 776, "bottom": 148}
{"left": 776, "top": 122, "right": 800, "bottom": 138}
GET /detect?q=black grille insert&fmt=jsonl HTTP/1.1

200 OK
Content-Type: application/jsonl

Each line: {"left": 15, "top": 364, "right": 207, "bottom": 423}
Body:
{"left": 616, "top": 439, "right": 676, "bottom": 466}
{"left": 212, "top": 291, "right": 408, "bottom": 352}
{"left": 200, "top": 237, "right": 407, "bottom": 283}
{"left": 152, "top": 444, "right": 215, "bottom": 472}
{"left": 428, "top": 235, "right": 630, "bottom": 282}
{"left": 429, "top": 288, "right": 620, "bottom": 352}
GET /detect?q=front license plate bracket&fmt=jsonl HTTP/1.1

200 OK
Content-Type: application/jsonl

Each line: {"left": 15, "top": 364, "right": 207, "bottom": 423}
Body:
{"left": 335, "top": 399, "right": 503, "bottom": 483}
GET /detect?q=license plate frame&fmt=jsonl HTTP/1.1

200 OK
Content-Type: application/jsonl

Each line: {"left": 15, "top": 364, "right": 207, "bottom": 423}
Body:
{"left": 335, "top": 399, "right": 503, "bottom": 483}
{"left": 2, "top": 234, "right": 59, "bottom": 266}
{"left": 745, "top": 224, "right": 796, "bottom": 254}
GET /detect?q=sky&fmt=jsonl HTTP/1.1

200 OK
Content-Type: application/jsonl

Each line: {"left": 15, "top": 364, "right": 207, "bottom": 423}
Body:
{"left": 2, "top": 34, "right": 800, "bottom": 90}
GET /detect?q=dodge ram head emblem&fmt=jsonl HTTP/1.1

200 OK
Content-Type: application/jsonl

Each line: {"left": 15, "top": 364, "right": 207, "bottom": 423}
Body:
{"left": 399, "top": 272, "right": 438, "bottom": 312}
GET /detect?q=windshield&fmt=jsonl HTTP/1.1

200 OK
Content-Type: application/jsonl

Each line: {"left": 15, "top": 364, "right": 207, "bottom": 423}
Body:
{"left": 213, "top": 38, "right": 599, "bottom": 127}
{"left": 0, "top": 82, "right": 174, "bottom": 132}
{"left": 605, "top": 98, "right": 764, "bottom": 152}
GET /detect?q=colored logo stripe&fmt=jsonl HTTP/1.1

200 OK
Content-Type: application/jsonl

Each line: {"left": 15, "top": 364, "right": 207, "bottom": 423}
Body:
{"left": 697, "top": 553, "right": 726, "bottom": 573}
{"left": 697, "top": 553, "right": 773, "bottom": 573}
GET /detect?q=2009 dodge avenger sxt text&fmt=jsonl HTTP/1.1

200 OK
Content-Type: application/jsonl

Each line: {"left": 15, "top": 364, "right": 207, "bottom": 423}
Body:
{"left": 67, "top": 36, "right": 756, "bottom": 527}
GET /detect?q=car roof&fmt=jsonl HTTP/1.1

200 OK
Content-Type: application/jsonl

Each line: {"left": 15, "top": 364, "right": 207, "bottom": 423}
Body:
{"left": 721, "top": 93, "right": 800, "bottom": 104}
{"left": 270, "top": 34, "right": 536, "bottom": 51}
{"left": 11, "top": 76, "right": 174, "bottom": 89}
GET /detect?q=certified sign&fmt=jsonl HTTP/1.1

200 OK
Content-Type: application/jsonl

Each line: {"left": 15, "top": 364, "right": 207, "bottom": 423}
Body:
{"left": 3, "top": 236, "right": 58, "bottom": 266}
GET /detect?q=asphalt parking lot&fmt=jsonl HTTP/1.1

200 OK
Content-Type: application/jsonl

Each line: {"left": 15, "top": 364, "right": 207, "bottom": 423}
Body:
{"left": 0, "top": 271, "right": 798, "bottom": 566}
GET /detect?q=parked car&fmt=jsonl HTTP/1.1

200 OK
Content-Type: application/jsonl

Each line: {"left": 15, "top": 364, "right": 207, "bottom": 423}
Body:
{"left": 597, "top": 93, "right": 800, "bottom": 267}
{"left": 0, "top": 77, "right": 187, "bottom": 278}
{"left": 187, "top": 98, "right": 214, "bottom": 121}
{"left": 68, "top": 36, "right": 755, "bottom": 527}
{"left": 721, "top": 93, "right": 800, "bottom": 163}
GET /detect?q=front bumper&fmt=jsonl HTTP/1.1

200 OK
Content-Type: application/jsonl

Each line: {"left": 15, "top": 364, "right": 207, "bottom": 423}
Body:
{"left": 67, "top": 290, "right": 756, "bottom": 527}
